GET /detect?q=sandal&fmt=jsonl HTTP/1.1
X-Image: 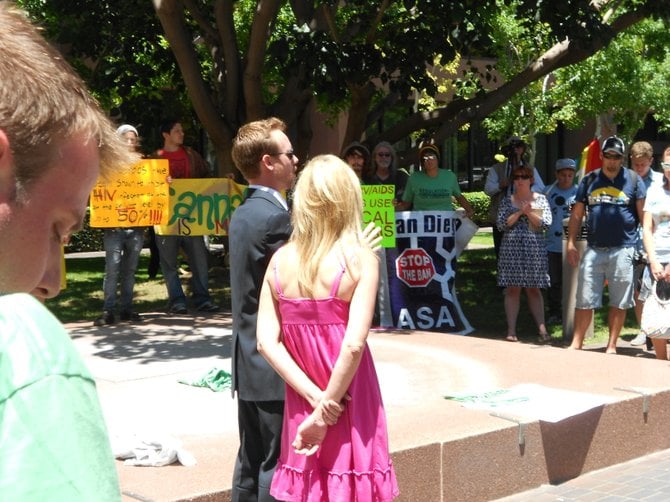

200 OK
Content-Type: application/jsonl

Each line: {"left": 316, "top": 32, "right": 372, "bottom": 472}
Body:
{"left": 505, "top": 334, "right": 518, "bottom": 342}
{"left": 538, "top": 332, "right": 551, "bottom": 343}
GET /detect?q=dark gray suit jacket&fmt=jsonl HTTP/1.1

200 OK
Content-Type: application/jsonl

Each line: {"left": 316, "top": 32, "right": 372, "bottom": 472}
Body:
{"left": 229, "top": 188, "right": 291, "bottom": 401}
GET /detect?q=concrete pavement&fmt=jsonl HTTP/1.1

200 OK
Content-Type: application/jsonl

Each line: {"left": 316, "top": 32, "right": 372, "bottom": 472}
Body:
{"left": 65, "top": 310, "right": 670, "bottom": 502}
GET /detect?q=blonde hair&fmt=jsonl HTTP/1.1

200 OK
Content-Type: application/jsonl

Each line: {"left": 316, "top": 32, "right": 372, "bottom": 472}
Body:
{"left": 231, "top": 117, "right": 286, "bottom": 180}
{"left": 0, "top": 3, "right": 137, "bottom": 193}
{"left": 289, "top": 154, "right": 364, "bottom": 297}
{"left": 630, "top": 141, "right": 653, "bottom": 159}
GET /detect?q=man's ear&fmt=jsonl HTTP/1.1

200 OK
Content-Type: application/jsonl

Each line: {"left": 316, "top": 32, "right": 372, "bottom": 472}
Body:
{"left": 0, "top": 129, "right": 17, "bottom": 201}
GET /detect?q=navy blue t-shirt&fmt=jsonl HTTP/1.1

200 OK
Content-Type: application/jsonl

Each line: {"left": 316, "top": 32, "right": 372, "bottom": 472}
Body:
{"left": 575, "top": 168, "right": 646, "bottom": 248}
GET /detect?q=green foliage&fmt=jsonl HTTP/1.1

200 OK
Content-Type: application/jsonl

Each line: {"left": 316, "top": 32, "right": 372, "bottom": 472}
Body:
{"left": 17, "top": 0, "right": 191, "bottom": 151}
{"left": 458, "top": 191, "right": 491, "bottom": 227}
{"left": 483, "top": 16, "right": 670, "bottom": 144}
{"left": 66, "top": 210, "right": 104, "bottom": 253}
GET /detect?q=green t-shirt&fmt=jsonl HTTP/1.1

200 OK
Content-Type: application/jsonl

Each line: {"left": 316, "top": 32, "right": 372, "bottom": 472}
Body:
{"left": 0, "top": 293, "right": 120, "bottom": 501}
{"left": 402, "top": 169, "right": 461, "bottom": 210}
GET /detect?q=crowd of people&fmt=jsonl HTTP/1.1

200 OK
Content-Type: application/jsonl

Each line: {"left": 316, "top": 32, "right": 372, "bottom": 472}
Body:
{"left": 483, "top": 135, "right": 669, "bottom": 358}
{"left": 4, "top": 2, "right": 670, "bottom": 500}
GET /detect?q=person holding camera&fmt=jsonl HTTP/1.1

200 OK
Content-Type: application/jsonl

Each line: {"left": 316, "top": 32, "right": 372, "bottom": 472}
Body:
{"left": 485, "top": 136, "right": 545, "bottom": 260}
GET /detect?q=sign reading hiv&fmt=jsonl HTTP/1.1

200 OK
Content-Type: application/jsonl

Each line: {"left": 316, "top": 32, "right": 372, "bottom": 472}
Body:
{"left": 89, "top": 159, "right": 170, "bottom": 227}
{"left": 395, "top": 248, "right": 435, "bottom": 287}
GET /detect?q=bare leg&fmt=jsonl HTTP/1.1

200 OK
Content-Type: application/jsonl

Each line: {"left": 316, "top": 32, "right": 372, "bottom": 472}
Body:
{"left": 526, "top": 287, "right": 548, "bottom": 338}
{"left": 651, "top": 338, "right": 668, "bottom": 360}
{"left": 569, "top": 308, "right": 593, "bottom": 349}
{"left": 504, "top": 286, "right": 521, "bottom": 341}
{"left": 606, "top": 307, "right": 627, "bottom": 354}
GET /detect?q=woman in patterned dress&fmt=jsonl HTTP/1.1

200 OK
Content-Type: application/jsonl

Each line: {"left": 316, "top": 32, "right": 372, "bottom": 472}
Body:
{"left": 497, "top": 165, "right": 552, "bottom": 342}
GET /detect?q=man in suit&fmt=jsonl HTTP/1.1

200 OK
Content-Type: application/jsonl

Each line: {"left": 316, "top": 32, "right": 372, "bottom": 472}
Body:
{"left": 229, "top": 117, "right": 297, "bottom": 501}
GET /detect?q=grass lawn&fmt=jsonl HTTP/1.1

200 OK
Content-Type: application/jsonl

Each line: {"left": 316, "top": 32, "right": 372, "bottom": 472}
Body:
{"left": 47, "top": 253, "right": 231, "bottom": 323}
{"left": 48, "top": 244, "right": 641, "bottom": 348}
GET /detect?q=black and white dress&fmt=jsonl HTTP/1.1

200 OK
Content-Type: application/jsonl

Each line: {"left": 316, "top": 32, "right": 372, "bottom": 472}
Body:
{"left": 496, "top": 194, "right": 551, "bottom": 288}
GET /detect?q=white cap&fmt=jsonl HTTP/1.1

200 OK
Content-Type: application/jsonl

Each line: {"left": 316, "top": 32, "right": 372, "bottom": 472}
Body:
{"left": 116, "top": 124, "right": 139, "bottom": 137}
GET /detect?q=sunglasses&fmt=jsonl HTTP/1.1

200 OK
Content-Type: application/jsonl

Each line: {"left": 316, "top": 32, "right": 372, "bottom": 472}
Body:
{"left": 422, "top": 154, "right": 437, "bottom": 161}
{"left": 603, "top": 153, "right": 623, "bottom": 160}
{"left": 513, "top": 175, "right": 531, "bottom": 180}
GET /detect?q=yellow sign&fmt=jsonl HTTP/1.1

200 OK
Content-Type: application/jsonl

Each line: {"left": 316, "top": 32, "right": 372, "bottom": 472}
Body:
{"left": 155, "top": 178, "right": 248, "bottom": 236}
{"left": 89, "top": 159, "right": 170, "bottom": 227}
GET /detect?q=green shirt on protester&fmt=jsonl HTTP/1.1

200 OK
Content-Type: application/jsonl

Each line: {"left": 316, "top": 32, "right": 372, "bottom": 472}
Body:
{"left": 0, "top": 293, "right": 120, "bottom": 501}
{"left": 402, "top": 168, "right": 462, "bottom": 210}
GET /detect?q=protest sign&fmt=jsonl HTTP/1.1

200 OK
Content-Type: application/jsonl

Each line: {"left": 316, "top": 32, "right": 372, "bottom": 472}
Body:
{"left": 89, "top": 159, "right": 170, "bottom": 227}
{"left": 154, "top": 178, "right": 248, "bottom": 236}
{"left": 361, "top": 184, "right": 396, "bottom": 248}
{"left": 384, "top": 210, "right": 477, "bottom": 334}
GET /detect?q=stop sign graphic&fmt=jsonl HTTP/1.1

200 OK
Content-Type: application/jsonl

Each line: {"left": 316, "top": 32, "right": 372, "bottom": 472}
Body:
{"left": 395, "top": 248, "right": 436, "bottom": 287}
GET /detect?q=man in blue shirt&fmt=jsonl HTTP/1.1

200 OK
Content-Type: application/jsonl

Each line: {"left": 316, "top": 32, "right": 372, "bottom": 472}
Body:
{"left": 566, "top": 136, "right": 647, "bottom": 353}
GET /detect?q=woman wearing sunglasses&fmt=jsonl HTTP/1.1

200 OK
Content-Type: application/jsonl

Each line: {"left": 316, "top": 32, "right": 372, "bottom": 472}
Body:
{"left": 496, "top": 165, "right": 552, "bottom": 342}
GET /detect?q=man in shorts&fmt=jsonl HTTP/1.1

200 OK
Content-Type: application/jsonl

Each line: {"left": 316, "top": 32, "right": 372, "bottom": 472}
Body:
{"left": 566, "top": 136, "right": 647, "bottom": 354}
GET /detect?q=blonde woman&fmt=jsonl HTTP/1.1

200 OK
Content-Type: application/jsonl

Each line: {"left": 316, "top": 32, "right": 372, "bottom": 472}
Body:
{"left": 257, "top": 155, "right": 399, "bottom": 501}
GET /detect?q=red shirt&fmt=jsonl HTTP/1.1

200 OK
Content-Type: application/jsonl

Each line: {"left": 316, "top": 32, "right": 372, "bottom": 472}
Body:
{"left": 159, "top": 147, "right": 190, "bottom": 179}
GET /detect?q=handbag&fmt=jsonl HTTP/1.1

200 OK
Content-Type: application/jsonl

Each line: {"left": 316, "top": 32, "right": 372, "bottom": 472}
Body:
{"left": 641, "top": 278, "right": 670, "bottom": 339}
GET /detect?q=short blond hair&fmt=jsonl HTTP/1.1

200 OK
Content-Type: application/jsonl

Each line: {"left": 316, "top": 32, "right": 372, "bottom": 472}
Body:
{"left": 630, "top": 141, "right": 653, "bottom": 159}
{"left": 231, "top": 117, "right": 286, "bottom": 181}
{"left": 0, "top": 3, "right": 136, "bottom": 192}
{"left": 290, "top": 154, "right": 364, "bottom": 297}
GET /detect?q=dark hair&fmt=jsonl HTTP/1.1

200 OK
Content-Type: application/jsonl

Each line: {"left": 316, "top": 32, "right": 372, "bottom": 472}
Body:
{"left": 160, "top": 118, "right": 180, "bottom": 135}
{"left": 512, "top": 165, "right": 533, "bottom": 178}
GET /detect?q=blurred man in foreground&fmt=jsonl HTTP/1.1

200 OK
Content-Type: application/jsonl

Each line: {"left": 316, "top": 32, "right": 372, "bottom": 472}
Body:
{"left": 0, "top": 3, "right": 137, "bottom": 499}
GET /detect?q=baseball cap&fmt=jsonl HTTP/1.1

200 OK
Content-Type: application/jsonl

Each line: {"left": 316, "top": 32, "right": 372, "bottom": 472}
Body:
{"left": 555, "top": 158, "right": 576, "bottom": 171}
{"left": 116, "top": 124, "right": 139, "bottom": 137}
{"left": 419, "top": 144, "right": 440, "bottom": 160}
{"left": 601, "top": 136, "right": 625, "bottom": 156}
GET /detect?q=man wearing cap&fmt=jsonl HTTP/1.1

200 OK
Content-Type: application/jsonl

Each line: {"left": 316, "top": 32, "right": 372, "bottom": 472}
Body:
{"left": 627, "top": 141, "right": 664, "bottom": 348}
{"left": 544, "top": 158, "right": 578, "bottom": 325}
{"left": 485, "top": 136, "right": 545, "bottom": 259}
{"left": 566, "top": 136, "right": 647, "bottom": 353}
{"left": 396, "top": 143, "right": 475, "bottom": 216}
{"left": 341, "top": 141, "right": 371, "bottom": 182}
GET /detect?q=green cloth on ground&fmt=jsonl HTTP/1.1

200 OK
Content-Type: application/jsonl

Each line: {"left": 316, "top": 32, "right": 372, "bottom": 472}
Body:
{"left": 179, "top": 367, "right": 232, "bottom": 392}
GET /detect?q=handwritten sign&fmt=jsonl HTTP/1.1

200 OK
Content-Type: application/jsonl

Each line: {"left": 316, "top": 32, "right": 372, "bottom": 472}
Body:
{"left": 154, "top": 178, "right": 248, "bottom": 236}
{"left": 362, "top": 184, "right": 396, "bottom": 247}
{"left": 89, "top": 159, "right": 170, "bottom": 227}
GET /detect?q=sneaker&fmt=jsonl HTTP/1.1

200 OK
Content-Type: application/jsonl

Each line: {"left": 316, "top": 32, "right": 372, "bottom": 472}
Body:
{"left": 120, "top": 311, "right": 141, "bottom": 322}
{"left": 94, "top": 311, "right": 115, "bottom": 326}
{"left": 168, "top": 303, "right": 188, "bottom": 315}
{"left": 630, "top": 332, "right": 647, "bottom": 346}
{"left": 196, "top": 301, "right": 220, "bottom": 313}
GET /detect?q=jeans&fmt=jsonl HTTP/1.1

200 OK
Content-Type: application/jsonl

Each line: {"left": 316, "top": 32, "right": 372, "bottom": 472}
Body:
{"left": 155, "top": 234, "right": 212, "bottom": 307}
{"left": 102, "top": 228, "right": 144, "bottom": 312}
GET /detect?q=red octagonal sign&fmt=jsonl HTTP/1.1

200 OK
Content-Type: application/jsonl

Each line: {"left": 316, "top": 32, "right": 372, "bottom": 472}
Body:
{"left": 395, "top": 248, "right": 436, "bottom": 287}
